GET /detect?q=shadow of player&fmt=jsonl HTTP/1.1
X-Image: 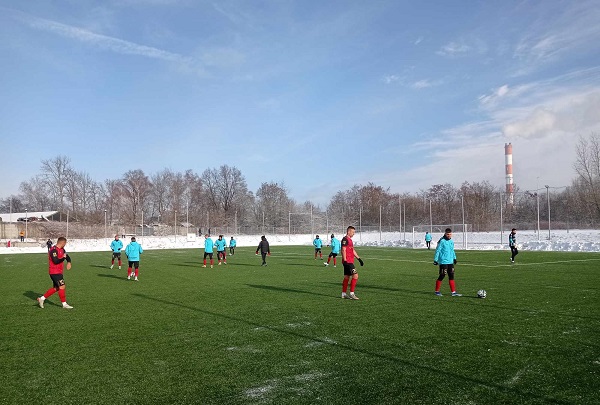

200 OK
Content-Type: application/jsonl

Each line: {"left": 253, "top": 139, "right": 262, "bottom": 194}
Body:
{"left": 23, "top": 290, "right": 61, "bottom": 307}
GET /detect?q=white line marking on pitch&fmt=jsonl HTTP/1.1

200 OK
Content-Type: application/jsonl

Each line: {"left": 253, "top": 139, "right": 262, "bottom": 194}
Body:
{"left": 275, "top": 252, "right": 600, "bottom": 268}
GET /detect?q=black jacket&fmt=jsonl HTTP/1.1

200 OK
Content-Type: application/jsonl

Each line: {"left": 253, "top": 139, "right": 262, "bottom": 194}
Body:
{"left": 256, "top": 239, "right": 270, "bottom": 254}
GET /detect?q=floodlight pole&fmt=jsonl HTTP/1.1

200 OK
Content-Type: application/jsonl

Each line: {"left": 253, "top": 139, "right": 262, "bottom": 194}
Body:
{"left": 545, "top": 185, "right": 551, "bottom": 240}
{"left": 536, "top": 177, "right": 541, "bottom": 241}
{"left": 359, "top": 206, "right": 362, "bottom": 242}
{"left": 429, "top": 200, "right": 433, "bottom": 234}
{"left": 379, "top": 204, "right": 382, "bottom": 243}
{"left": 399, "top": 197, "right": 402, "bottom": 234}
{"left": 141, "top": 211, "right": 144, "bottom": 244}
{"left": 403, "top": 203, "right": 406, "bottom": 241}
{"left": 104, "top": 209, "right": 107, "bottom": 244}
{"left": 310, "top": 205, "right": 314, "bottom": 237}
{"left": 461, "top": 195, "right": 466, "bottom": 249}
{"left": 500, "top": 193, "right": 504, "bottom": 245}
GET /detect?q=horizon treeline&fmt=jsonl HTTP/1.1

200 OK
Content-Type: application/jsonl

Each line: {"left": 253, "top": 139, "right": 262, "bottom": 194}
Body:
{"left": 1, "top": 134, "right": 598, "bottom": 231}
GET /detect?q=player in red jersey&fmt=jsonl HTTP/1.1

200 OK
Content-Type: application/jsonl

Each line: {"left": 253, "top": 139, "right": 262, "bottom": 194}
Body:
{"left": 341, "top": 226, "right": 363, "bottom": 300}
{"left": 37, "top": 237, "right": 74, "bottom": 309}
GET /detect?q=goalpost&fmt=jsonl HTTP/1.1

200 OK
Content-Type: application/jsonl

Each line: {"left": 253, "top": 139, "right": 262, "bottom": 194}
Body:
{"left": 412, "top": 224, "right": 472, "bottom": 250}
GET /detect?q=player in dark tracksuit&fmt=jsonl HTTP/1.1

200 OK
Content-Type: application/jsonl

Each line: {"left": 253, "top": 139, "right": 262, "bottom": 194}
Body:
{"left": 256, "top": 235, "right": 270, "bottom": 266}
{"left": 509, "top": 228, "right": 518, "bottom": 263}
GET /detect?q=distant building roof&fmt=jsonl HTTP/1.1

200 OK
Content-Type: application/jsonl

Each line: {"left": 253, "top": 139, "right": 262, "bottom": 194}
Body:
{"left": 0, "top": 211, "right": 59, "bottom": 223}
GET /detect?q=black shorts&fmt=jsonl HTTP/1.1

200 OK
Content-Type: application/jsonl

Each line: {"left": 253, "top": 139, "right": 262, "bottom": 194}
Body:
{"left": 203, "top": 252, "right": 213, "bottom": 259}
{"left": 438, "top": 264, "right": 455, "bottom": 277}
{"left": 315, "top": 248, "right": 322, "bottom": 253}
{"left": 128, "top": 261, "right": 140, "bottom": 269}
{"left": 50, "top": 273, "right": 65, "bottom": 289}
{"left": 112, "top": 252, "right": 121, "bottom": 259}
{"left": 328, "top": 252, "right": 338, "bottom": 257}
{"left": 343, "top": 263, "right": 357, "bottom": 276}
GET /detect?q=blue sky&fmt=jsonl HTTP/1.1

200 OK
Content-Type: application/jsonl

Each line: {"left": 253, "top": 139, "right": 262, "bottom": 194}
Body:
{"left": 1, "top": 0, "right": 599, "bottom": 205}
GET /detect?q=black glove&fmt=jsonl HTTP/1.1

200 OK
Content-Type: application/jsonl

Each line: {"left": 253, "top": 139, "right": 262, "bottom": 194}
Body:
{"left": 453, "top": 259, "right": 457, "bottom": 265}
{"left": 358, "top": 258, "right": 364, "bottom": 266}
{"left": 433, "top": 261, "right": 438, "bottom": 266}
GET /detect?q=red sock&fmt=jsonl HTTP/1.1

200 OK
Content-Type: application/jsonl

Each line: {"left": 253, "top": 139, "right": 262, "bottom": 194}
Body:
{"left": 435, "top": 280, "right": 442, "bottom": 292}
{"left": 135, "top": 268, "right": 139, "bottom": 277}
{"left": 449, "top": 280, "right": 456, "bottom": 292}
{"left": 58, "top": 288, "right": 66, "bottom": 303}
{"left": 210, "top": 259, "right": 214, "bottom": 265}
{"left": 203, "top": 259, "right": 206, "bottom": 265}
{"left": 350, "top": 278, "right": 357, "bottom": 292}
{"left": 118, "top": 260, "right": 122, "bottom": 266}
{"left": 327, "top": 257, "right": 331, "bottom": 264}
{"left": 128, "top": 268, "right": 132, "bottom": 277}
{"left": 342, "top": 278, "right": 349, "bottom": 293}
{"left": 43, "top": 288, "right": 57, "bottom": 299}
{"left": 333, "top": 257, "right": 337, "bottom": 265}
{"left": 111, "top": 259, "right": 114, "bottom": 264}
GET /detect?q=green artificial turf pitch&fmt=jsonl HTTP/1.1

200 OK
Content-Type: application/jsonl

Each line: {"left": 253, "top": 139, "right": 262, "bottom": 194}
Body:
{"left": 0, "top": 246, "right": 598, "bottom": 404}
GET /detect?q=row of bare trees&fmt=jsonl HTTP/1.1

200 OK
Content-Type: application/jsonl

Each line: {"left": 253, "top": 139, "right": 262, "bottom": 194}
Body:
{"left": 0, "top": 138, "right": 594, "bottom": 233}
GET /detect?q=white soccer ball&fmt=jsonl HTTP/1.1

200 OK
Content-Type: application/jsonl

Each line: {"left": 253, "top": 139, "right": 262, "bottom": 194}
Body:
{"left": 477, "top": 289, "right": 487, "bottom": 299}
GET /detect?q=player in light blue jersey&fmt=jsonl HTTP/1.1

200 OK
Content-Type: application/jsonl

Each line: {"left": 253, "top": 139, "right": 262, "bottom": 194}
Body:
{"left": 203, "top": 234, "right": 214, "bottom": 268}
{"left": 433, "top": 228, "right": 461, "bottom": 297}
{"left": 313, "top": 235, "right": 323, "bottom": 259}
{"left": 110, "top": 234, "right": 123, "bottom": 269}
{"left": 215, "top": 235, "right": 227, "bottom": 265}
{"left": 229, "top": 237, "right": 237, "bottom": 255}
{"left": 324, "top": 234, "right": 341, "bottom": 267}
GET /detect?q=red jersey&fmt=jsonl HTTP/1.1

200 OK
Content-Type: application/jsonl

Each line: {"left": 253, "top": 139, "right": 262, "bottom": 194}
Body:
{"left": 341, "top": 236, "right": 355, "bottom": 264}
{"left": 48, "top": 246, "right": 67, "bottom": 274}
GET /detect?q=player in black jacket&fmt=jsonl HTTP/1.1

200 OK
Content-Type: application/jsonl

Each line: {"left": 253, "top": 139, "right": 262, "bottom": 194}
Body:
{"left": 255, "top": 235, "right": 270, "bottom": 266}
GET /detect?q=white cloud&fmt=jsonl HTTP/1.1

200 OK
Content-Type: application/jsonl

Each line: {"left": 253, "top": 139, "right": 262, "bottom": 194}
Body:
{"left": 512, "top": 1, "right": 600, "bottom": 75}
{"left": 411, "top": 79, "right": 442, "bottom": 89}
{"left": 383, "top": 74, "right": 401, "bottom": 84}
{"left": 377, "top": 70, "right": 600, "bottom": 192}
{"left": 503, "top": 108, "right": 556, "bottom": 139}
{"left": 414, "top": 36, "right": 423, "bottom": 45}
{"left": 479, "top": 84, "right": 510, "bottom": 105}
{"left": 10, "top": 9, "right": 204, "bottom": 73}
{"left": 436, "top": 41, "right": 471, "bottom": 56}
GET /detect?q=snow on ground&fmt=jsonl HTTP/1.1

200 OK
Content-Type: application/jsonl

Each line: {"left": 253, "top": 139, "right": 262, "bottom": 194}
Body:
{"left": 1, "top": 229, "right": 599, "bottom": 254}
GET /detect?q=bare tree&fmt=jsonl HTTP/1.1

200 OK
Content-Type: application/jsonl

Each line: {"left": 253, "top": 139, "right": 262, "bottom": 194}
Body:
{"left": 40, "top": 155, "right": 72, "bottom": 219}
{"left": 574, "top": 133, "right": 600, "bottom": 221}
{"left": 255, "top": 182, "right": 294, "bottom": 229}
{"left": 19, "top": 176, "right": 53, "bottom": 211}
{"left": 120, "top": 170, "right": 152, "bottom": 225}
{"left": 201, "top": 165, "right": 249, "bottom": 216}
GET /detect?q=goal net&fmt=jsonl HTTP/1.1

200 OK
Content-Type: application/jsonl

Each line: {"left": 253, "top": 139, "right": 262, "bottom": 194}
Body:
{"left": 412, "top": 224, "right": 472, "bottom": 250}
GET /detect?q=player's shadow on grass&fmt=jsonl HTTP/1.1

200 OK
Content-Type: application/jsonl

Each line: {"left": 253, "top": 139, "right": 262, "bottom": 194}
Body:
{"left": 90, "top": 264, "right": 109, "bottom": 269}
{"left": 23, "top": 290, "right": 61, "bottom": 307}
{"left": 97, "top": 273, "right": 128, "bottom": 281}
{"left": 247, "top": 284, "right": 335, "bottom": 299}
{"left": 171, "top": 262, "right": 199, "bottom": 268}
{"left": 131, "top": 292, "right": 569, "bottom": 404}
{"left": 319, "top": 281, "right": 438, "bottom": 297}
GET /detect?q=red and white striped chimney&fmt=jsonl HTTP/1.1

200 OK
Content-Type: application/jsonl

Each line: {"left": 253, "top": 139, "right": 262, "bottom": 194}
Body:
{"left": 505, "top": 143, "right": 514, "bottom": 204}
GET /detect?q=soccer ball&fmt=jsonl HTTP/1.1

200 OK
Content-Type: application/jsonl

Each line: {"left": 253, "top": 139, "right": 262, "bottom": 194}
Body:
{"left": 477, "top": 289, "right": 487, "bottom": 299}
